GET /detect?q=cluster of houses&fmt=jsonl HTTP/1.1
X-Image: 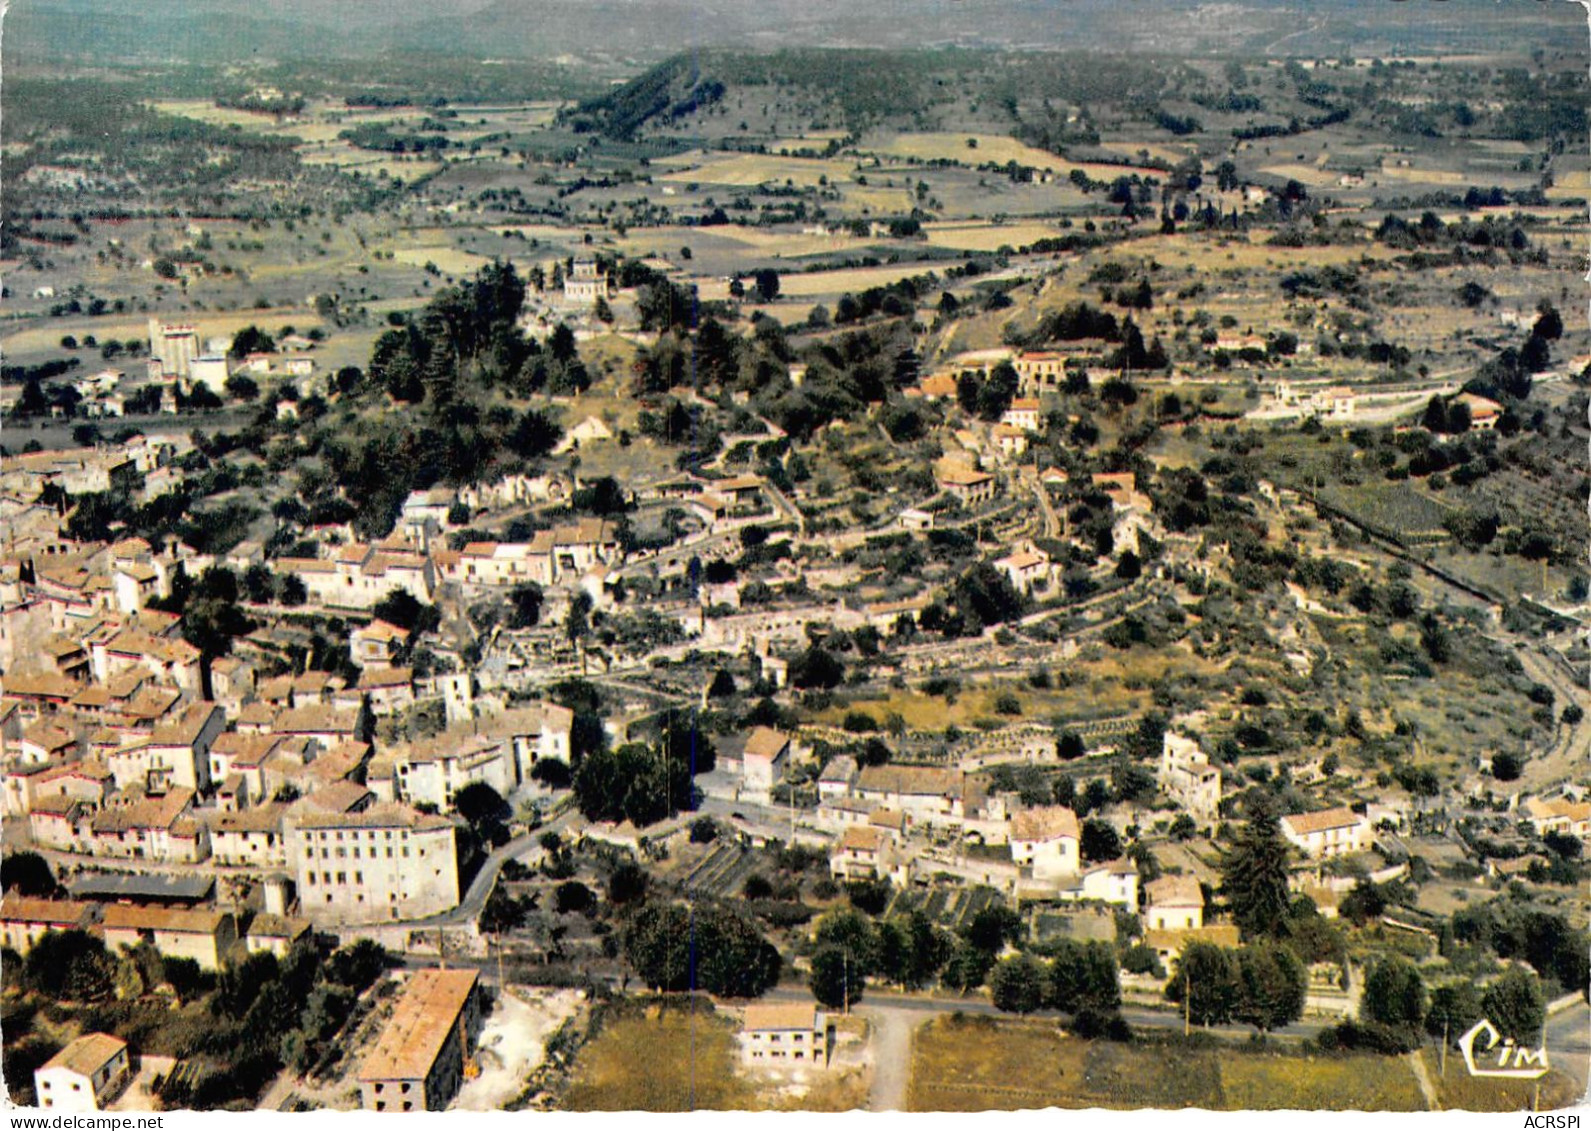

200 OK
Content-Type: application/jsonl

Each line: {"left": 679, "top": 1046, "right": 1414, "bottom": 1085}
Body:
{"left": 144, "top": 318, "right": 319, "bottom": 417}
{"left": 0, "top": 481, "right": 589, "bottom": 939}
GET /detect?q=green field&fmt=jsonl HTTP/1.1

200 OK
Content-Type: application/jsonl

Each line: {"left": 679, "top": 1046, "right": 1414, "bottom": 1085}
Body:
{"left": 905, "top": 1015, "right": 1476, "bottom": 1112}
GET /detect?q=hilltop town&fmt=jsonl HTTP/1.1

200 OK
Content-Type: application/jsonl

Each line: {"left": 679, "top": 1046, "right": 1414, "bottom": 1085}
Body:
{"left": 1, "top": 12, "right": 1587, "bottom": 1116}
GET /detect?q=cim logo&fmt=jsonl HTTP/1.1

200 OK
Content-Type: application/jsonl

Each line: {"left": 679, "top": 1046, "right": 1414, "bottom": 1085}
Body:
{"left": 1458, "top": 1018, "right": 1550, "bottom": 1080}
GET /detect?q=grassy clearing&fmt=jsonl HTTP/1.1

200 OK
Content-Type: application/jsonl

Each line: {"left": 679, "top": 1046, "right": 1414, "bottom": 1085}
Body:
{"left": 840, "top": 186, "right": 916, "bottom": 213}
{"left": 909, "top": 1016, "right": 1451, "bottom": 1112}
{"left": 1217, "top": 1052, "right": 1425, "bottom": 1111}
{"left": 622, "top": 224, "right": 873, "bottom": 261}
{"left": 1257, "top": 163, "right": 1340, "bottom": 187}
{"left": 562, "top": 1008, "right": 755, "bottom": 1111}
{"left": 1418, "top": 1048, "right": 1582, "bottom": 1112}
{"left": 908, "top": 1015, "right": 1091, "bottom": 1111}
{"left": 1318, "top": 483, "right": 1457, "bottom": 538}
{"left": 761, "top": 1065, "right": 871, "bottom": 1112}
{"left": 146, "top": 99, "right": 284, "bottom": 131}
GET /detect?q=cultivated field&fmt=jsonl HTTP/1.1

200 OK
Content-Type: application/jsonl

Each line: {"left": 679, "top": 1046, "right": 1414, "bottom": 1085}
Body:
{"left": 656, "top": 152, "right": 856, "bottom": 188}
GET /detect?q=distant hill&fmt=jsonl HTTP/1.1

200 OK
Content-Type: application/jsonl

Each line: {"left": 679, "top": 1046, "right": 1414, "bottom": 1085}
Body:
{"left": 6, "top": 0, "right": 1578, "bottom": 66}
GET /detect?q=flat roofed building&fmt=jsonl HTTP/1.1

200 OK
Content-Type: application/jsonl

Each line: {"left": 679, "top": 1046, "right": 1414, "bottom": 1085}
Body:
{"left": 35, "top": 1033, "right": 129, "bottom": 1112}
{"left": 359, "top": 969, "right": 484, "bottom": 1112}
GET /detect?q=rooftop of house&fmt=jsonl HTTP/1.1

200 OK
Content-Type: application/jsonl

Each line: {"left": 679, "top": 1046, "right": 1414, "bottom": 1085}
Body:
{"left": 1145, "top": 924, "right": 1241, "bottom": 951}
{"left": 272, "top": 705, "right": 359, "bottom": 734}
{"left": 1281, "top": 807, "right": 1364, "bottom": 836}
{"left": 204, "top": 804, "right": 289, "bottom": 835}
{"left": 856, "top": 764, "right": 961, "bottom": 798}
{"left": 937, "top": 465, "right": 994, "bottom": 487}
{"left": 101, "top": 904, "right": 230, "bottom": 935}
{"left": 1009, "top": 805, "right": 1080, "bottom": 843}
{"left": 356, "top": 619, "right": 411, "bottom": 643}
{"left": 997, "top": 549, "right": 1048, "bottom": 571}
{"left": 743, "top": 726, "right": 790, "bottom": 761}
{"left": 837, "top": 826, "right": 892, "bottom": 853}
{"left": 0, "top": 896, "right": 95, "bottom": 925}
{"left": 245, "top": 913, "right": 311, "bottom": 940}
{"left": 150, "top": 702, "right": 222, "bottom": 746}
{"left": 742, "top": 1002, "right": 821, "bottom": 1032}
{"left": 356, "top": 667, "right": 413, "bottom": 691}
{"left": 299, "top": 780, "right": 374, "bottom": 814}
{"left": 291, "top": 802, "right": 453, "bottom": 833}
{"left": 1145, "top": 874, "right": 1203, "bottom": 908}
{"left": 819, "top": 755, "right": 858, "bottom": 784}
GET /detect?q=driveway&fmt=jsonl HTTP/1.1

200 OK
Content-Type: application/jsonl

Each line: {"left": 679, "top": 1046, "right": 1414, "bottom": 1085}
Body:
{"left": 858, "top": 1004, "right": 917, "bottom": 1112}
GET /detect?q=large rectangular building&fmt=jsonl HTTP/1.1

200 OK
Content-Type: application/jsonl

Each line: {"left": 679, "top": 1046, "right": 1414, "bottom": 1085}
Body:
{"left": 358, "top": 969, "right": 484, "bottom": 1112}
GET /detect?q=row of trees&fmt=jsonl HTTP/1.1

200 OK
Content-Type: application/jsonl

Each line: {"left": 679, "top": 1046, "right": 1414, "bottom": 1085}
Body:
{"left": 1164, "top": 940, "right": 1306, "bottom": 1032}
{"left": 988, "top": 941, "right": 1123, "bottom": 1021}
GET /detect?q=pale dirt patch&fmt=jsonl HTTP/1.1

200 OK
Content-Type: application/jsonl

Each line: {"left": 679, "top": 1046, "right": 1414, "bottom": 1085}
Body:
{"left": 454, "top": 987, "right": 583, "bottom": 1111}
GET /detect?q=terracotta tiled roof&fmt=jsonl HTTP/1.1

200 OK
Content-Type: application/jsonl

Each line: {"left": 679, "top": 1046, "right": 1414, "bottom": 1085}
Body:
{"left": 357, "top": 969, "right": 479, "bottom": 1082}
